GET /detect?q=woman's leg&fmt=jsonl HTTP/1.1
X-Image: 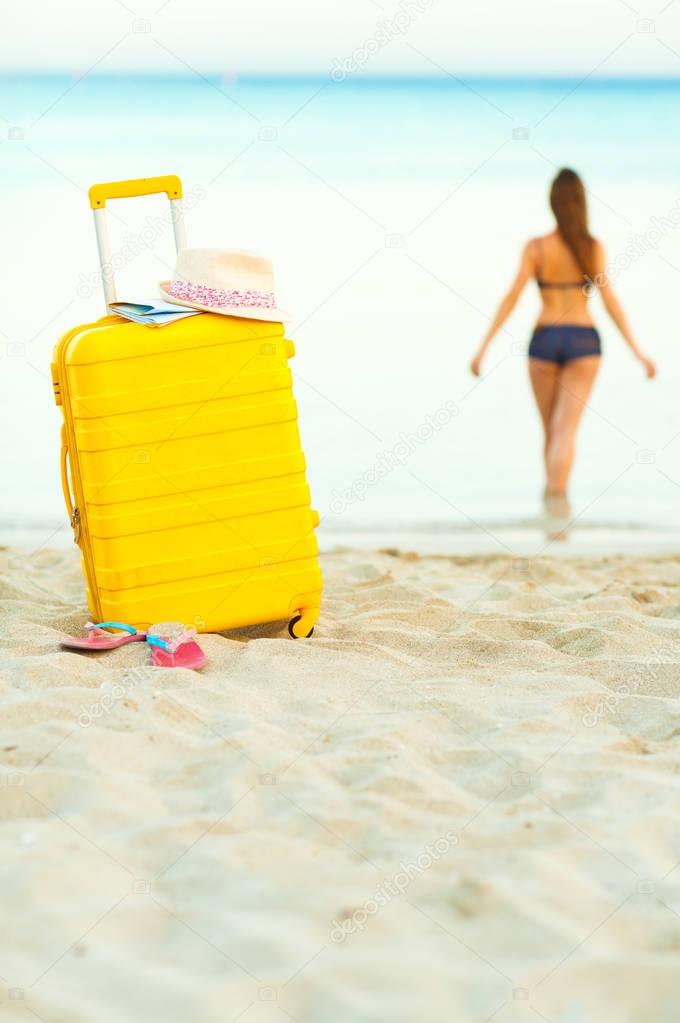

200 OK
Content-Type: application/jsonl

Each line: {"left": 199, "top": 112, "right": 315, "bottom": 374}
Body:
{"left": 545, "top": 356, "right": 601, "bottom": 496}
{"left": 528, "top": 358, "right": 560, "bottom": 481}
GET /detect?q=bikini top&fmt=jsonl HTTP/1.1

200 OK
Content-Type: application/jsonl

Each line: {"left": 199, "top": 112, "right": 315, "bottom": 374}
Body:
{"left": 534, "top": 237, "right": 587, "bottom": 290}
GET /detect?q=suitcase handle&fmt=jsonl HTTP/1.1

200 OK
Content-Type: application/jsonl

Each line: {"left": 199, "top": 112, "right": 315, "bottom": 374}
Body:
{"left": 60, "top": 424, "right": 74, "bottom": 520}
{"left": 88, "top": 175, "right": 183, "bottom": 209}
{"left": 89, "top": 174, "right": 187, "bottom": 312}
{"left": 60, "top": 427, "right": 82, "bottom": 542}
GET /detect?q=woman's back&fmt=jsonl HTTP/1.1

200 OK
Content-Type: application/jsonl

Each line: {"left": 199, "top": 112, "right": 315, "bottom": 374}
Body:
{"left": 470, "top": 166, "right": 655, "bottom": 517}
{"left": 534, "top": 231, "right": 594, "bottom": 327}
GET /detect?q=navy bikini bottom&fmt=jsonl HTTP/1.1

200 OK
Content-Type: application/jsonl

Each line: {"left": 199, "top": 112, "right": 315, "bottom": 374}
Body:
{"left": 529, "top": 325, "right": 601, "bottom": 365}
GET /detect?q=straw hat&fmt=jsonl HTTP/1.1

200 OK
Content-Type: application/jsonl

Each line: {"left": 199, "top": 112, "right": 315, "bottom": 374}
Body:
{"left": 159, "top": 248, "right": 287, "bottom": 322}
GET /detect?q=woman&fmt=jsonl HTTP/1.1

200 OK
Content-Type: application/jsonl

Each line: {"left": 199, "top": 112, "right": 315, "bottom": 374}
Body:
{"left": 470, "top": 168, "right": 656, "bottom": 517}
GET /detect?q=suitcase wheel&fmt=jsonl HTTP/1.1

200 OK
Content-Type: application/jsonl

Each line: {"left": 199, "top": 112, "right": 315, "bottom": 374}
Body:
{"left": 288, "top": 614, "right": 315, "bottom": 639}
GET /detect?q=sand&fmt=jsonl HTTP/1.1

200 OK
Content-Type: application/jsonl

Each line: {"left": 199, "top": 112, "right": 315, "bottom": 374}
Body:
{"left": 2, "top": 544, "right": 680, "bottom": 1023}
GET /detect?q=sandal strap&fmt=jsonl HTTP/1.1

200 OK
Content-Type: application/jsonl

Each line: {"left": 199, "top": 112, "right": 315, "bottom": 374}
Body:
{"left": 86, "top": 621, "right": 138, "bottom": 635}
{"left": 146, "top": 634, "right": 172, "bottom": 652}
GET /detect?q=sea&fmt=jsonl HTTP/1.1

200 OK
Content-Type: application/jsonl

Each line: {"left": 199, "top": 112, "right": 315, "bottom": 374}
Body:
{"left": 2, "top": 73, "right": 679, "bottom": 551}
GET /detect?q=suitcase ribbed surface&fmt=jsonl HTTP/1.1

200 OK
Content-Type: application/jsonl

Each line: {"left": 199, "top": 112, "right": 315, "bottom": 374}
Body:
{"left": 54, "top": 314, "right": 322, "bottom": 633}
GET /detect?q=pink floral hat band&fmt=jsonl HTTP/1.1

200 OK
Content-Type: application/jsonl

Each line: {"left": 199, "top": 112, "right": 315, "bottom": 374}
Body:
{"left": 160, "top": 250, "right": 287, "bottom": 321}
{"left": 168, "top": 278, "right": 277, "bottom": 311}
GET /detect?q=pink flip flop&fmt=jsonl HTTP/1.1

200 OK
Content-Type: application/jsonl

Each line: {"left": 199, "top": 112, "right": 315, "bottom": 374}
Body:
{"left": 145, "top": 622, "right": 207, "bottom": 670}
{"left": 61, "top": 621, "right": 147, "bottom": 651}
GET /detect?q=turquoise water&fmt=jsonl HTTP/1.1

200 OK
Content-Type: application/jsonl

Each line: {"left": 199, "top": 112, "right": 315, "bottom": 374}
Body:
{"left": 2, "top": 75, "right": 679, "bottom": 540}
{"left": 4, "top": 75, "right": 680, "bottom": 184}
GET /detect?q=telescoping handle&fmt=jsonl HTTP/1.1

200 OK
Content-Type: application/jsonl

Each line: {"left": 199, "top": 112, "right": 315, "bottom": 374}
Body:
{"left": 88, "top": 175, "right": 187, "bottom": 312}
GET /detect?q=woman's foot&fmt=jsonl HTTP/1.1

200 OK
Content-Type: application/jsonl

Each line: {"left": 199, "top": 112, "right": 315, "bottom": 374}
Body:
{"left": 545, "top": 492, "right": 570, "bottom": 519}
{"left": 543, "top": 492, "right": 571, "bottom": 541}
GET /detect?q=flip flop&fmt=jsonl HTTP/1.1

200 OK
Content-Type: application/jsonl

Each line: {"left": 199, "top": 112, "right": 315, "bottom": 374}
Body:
{"left": 60, "top": 621, "right": 147, "bottom": 651}
{"left": 145, "top": 622, "right": 207, "bottom": 670}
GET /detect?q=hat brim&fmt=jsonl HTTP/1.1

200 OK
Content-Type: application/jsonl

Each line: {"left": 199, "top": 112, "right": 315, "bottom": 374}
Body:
{"left": 159, "top": 282, "right": 288, "bottom": 323}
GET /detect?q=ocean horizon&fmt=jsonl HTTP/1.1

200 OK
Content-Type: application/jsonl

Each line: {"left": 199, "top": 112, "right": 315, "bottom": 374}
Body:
{"left": 5, "top": 71, "right": 680, "bottom": 79}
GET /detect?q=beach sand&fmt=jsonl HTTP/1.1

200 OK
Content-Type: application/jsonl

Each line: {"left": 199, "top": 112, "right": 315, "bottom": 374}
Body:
{"left": 2, "top": 544, "right": 680, "bottom": 1022}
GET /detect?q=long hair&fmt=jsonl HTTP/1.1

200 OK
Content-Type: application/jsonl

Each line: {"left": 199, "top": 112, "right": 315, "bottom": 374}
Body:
{"left": 549, "top": 169, "right": 595, "bottom": 281}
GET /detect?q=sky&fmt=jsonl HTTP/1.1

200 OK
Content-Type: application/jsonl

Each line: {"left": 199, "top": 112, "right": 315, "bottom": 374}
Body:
{"left": 3, "top": 0, "right": 680, "bottom": 76}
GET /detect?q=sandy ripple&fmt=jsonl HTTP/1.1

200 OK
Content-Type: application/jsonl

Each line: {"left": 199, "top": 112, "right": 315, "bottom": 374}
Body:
{"left": 1, "top": 546, "right": 680, "bottom": 1021}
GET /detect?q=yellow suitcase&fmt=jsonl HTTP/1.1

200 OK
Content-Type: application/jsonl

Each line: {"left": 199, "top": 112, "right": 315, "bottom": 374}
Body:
{"left": 51, "top": 176, "right": 322, "bottom": 638}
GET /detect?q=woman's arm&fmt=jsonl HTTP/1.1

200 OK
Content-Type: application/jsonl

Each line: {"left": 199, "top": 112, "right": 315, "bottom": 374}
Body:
{"left": 470, "top": 240, "right": 535, "bottom": 377}
{"left": 593, "top": 241, "right": 656, "bottom": 379}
